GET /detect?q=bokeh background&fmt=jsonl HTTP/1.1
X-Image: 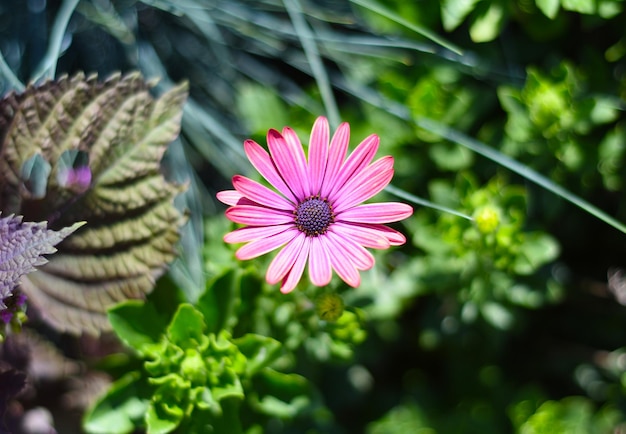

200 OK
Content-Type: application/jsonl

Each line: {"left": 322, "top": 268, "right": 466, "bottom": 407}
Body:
{"left": 3, "top": 0, "right": 626, "bottom": 432}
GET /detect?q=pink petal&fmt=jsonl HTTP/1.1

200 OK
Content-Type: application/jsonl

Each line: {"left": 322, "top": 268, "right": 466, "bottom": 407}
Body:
{"left": 233, "top": 175, "right": 294, "bottom": 210}
{"left": 217, "top": 190, "right": 248, "bottom": 206}
{"left": 368, "top": 224, "right": 407, "bottom": 246}
{"left": 280, "top": 237, "right": 311, "bottom": 293}
{"left": 349, "top": 223, "right": 407, "bottom": 246}
{"left": 224, "top": 224, "right": 293, "bottom": 243}
{"left": 226, "top": 205, "right": 294, "bottom": 225}
{"left": 244, "top": 139, "right": 298, "bottom": 203}
{"left": 319, "top": 122, "right": 350, "bottom": 198}
{"left": 326, "top": 134, "right": 379, "bottom": 201}
{"left": 308, "top": 237, "right": 332, "bottom": 286}
{"left": 326, "top": 231, "right": 375, "bottom": 271}
{"left": 329, "top": 222, "right": 391, "bottom": 249}
{"left": 320, "top": 235, "right": 361, "bottom": 287}
{"left": 332, "top": 156, "right": 394, "bottom": 212}
{"left": 308, "top": 117, "right": 329, "bottom": 195}
{"left": 236, "top": 227, "right": 299, "bottom": 260}
{"left": 337, "top": 202, "right": 413, "bottom": 224}
{"left": 266, "top": 232, "right": 307, "bottom": 284}
{"left": 268, "top": 129, "right": 309, "bottom": 200}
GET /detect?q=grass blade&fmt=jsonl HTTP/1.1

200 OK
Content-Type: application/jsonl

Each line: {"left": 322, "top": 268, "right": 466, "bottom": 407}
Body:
{"left": 284, "top": 0, "right": 341, "bottom": 128}
{"left": 349, "top": 0, "right": 463, "bottom": 56}
{"left": 32, "top": 0, "right": 80, "bottom": 81}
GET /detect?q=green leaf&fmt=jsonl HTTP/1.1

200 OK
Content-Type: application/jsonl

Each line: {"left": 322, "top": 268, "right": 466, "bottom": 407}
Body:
{"left": 0, "top": 72, "right": 189, "bottom": 335}
{"left": 233, "top": 334, "right": 283, "bottom": 377}
{"left": 83, "top": 372, "right": 150, "bottom": 434}
{"left": 561, "top": 0, "right": 595, "bottom": 14}
{"left": 367, "top": 400, "right": 434, "bottom": 433}
{"left": 166, "top": 304, "right": 206, "bottom": 349}
{"left": 440, "top": 0, "right": 478, "bottom": 31}
{"left": 536, "top": 0, "right": 560, "bottom": 18}
{"left": 249, "top": 369, "right": 311, "bottom": 419}
{"left": 513, "top": 232, "right": 560, "bottom": 275}
{"left": 197, "top": 268, "right": 242, "bottom": 334}
{"left": 480, "top": 301, "right": 515, "bottom": 330}
{"left": 469, "top": 2, "right": 504, "bottom": 42}
{"left": 429, "top": 142, "right": 474, "bottom": 171}
{"left": 107, "top": 300, "right": 167, "bottom": 353}
{"left": 517, "top": 396, "right": 621, "bottom": 434}
{"left": 236, "top": 84, "right": 289, "bottom": 135}
{"left": 146, "top": 388, "right": 185, "bottom": 434}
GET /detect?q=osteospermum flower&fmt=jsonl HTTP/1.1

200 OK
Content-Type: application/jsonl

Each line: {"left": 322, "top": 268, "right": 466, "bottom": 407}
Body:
{"left": 217, "top": 116, "right": 413, "bottom": 293}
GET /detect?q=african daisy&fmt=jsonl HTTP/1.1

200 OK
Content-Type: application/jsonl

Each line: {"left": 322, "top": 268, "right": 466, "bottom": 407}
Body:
{"left": 217, "top": 116, "right": 413, "bottom": 293}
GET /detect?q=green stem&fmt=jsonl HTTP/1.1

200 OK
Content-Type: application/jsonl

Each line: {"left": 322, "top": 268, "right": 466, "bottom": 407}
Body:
{"left": 385, "top": 184, "right": 473, "bottom": 220}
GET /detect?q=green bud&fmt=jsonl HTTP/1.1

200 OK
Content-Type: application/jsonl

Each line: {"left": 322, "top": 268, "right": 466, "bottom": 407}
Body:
{"left": 473, "top": 205, "right": 501, "bottom": 234}
{"left": 181, "top": 349, "right": 207, "bottom": 384}
{"left": 315, "top": 293, "right": 345, "bottom": 322}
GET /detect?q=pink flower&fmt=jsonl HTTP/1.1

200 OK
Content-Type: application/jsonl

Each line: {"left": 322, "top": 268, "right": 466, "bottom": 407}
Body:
{"left": 217, "top": 116, "right": 413, "bottom": 293}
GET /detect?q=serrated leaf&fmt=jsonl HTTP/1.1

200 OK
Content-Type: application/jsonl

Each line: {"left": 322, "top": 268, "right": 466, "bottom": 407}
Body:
{"left": 0, "top": 214, "right": 83, "bottom": 308}
{"left": 0, "top": 72, "right": 189, "bottom": 335}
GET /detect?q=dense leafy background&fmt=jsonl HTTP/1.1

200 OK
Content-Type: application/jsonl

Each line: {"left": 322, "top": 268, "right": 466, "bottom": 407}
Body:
{"left": 2, "top": 0, "right": 626, "bottom": 432}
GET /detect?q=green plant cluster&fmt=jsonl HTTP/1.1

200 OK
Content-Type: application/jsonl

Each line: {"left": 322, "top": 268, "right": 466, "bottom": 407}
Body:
{"left": 83, "top": 243, "right": 368, "bottom": 433}
{"left": 2, "top": 0, "right": 626, "bottom": 433}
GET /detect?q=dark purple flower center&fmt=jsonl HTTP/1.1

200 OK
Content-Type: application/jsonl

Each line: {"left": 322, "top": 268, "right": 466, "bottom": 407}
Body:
{"left": 294, "top": 196, "right": 334, "bottom": 237}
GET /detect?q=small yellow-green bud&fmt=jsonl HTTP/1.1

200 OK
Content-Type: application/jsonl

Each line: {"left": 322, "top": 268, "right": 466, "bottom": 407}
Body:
{"left": 473, "top": 205, "right": 501, "bottom": 234}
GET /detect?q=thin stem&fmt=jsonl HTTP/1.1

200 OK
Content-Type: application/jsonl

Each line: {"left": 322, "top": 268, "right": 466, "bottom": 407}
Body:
{"left": 385, "top": 184, "right": 473, "bottom": 220}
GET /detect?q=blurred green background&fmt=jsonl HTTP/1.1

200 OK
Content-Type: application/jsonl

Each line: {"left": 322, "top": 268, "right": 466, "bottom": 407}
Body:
{"left": 3, "top": 0, "right": 626, "bottom": 432}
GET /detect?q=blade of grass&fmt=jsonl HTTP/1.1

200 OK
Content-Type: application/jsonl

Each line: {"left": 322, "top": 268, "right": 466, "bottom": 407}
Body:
{"left": 32, "top": 0, "right": 80, "bottom": 81}
{"left": 284, "top": 0, "right": 341, "bottom": 128}
{"left": 0, "top": 50, "right": 24, "bottom": 92}
{"left": 349, "top": 0, "right": 463, "bottom": 56}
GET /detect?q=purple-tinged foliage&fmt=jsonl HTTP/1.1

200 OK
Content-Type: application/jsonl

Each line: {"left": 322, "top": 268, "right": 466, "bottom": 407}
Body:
{"left": 0, "top": 214, "right": 83, "bottom": 311}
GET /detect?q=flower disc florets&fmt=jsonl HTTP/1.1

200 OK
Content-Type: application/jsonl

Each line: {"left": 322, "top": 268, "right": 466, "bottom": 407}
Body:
{"left": 294, "top": 196, "right": 334, "bottom": 236}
